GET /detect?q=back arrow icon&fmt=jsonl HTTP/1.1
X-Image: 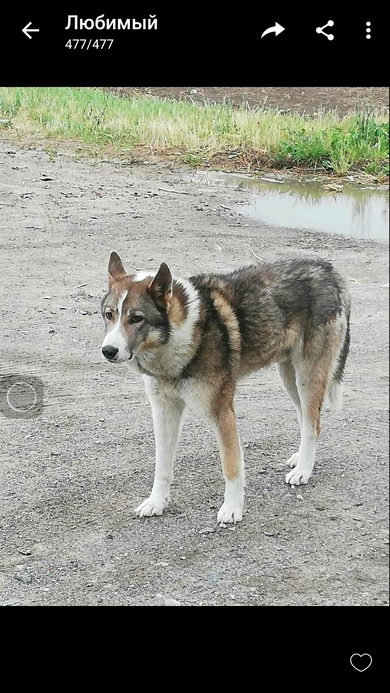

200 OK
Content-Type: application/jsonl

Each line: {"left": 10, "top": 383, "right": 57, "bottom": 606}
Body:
{"left": 22, "top": 22, "right": 40, "bottom": 39}
{"left": 261, "top": 22, "right": 285, "bottom": 38}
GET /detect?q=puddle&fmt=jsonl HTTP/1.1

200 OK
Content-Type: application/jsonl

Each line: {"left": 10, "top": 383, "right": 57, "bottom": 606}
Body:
{"left": 194, "top": 172, "right": 389, "bottom": 243}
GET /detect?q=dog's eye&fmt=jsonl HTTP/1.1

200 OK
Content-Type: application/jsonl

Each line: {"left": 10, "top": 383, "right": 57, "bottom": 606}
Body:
{"left": 105, "top": 311, "right": 113, "bottom": 320}
{"left": 130, "top": 314, "right": 144, "bottom": 324}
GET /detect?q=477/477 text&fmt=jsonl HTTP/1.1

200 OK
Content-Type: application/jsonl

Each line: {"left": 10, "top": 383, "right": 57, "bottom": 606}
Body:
{"left": 65, "top": 39, "right": 114, "bottom": 49}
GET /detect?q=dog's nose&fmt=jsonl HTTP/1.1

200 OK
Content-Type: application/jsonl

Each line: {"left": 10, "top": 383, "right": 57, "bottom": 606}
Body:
{"left": 102, "top": 345, "right": 119, "bottom": 360}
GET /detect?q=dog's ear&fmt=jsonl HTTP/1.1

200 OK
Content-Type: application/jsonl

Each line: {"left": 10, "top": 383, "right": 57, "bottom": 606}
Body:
{"left": 148, "top": 262, "right": 173, "bottom": 309}
{"left": 108, "top": 252, "right": 126, "bottom": 288}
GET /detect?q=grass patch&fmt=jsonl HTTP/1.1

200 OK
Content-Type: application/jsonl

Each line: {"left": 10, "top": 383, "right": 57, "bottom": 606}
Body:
{"left": 275, "top": 114, "right": 389, "bottom": 175}
{"left": 0, "top": 87, "right": 388, "bottom": 177}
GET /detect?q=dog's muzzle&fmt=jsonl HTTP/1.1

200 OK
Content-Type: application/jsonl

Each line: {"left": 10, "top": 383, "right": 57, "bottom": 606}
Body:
{"left": 102, "top": 346, "right": 134, "bottom": 362}
{"left": 102, "top": 345, "right": 118, "bottom": 360}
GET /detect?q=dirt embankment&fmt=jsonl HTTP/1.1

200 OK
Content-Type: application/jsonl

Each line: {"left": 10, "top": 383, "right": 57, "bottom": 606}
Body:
{"left": 106, "top": 87, "right": 390, "bottom": 116}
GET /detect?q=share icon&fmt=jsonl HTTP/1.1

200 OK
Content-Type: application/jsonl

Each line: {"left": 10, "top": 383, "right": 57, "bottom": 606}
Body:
{"left": 316, "top": 20, "right": 334, "bottom": 40}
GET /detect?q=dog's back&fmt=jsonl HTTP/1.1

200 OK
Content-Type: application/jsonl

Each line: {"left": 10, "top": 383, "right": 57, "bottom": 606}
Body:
{"left": 188, "top": 257, "right": 351, "bottom": 386}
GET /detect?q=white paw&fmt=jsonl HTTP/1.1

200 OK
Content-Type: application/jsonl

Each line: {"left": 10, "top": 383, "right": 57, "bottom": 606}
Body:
{"left": 285, "top": 467, "right": 311, "bottom": 486}
{"left": 286, "top": 452, "right": 300, "bottom": 468}
{"left": 135, "top": 496, "right": 168, "bottom": 517}
{"left": 217, "top": 502, "right": 243, "bottom": 525}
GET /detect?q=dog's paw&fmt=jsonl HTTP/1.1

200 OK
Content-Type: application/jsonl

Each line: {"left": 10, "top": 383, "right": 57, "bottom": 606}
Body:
{"left": 285, "top": 467, "right": 310, "bottom": 486}
{"left": 135, "top": 496, "right": 168, "bottom": 517}
{"left": 217, "top": 502, "right": 243, "bottom": 525}
{"left": 286, "top": 452, "right": 300, "bottom": 468}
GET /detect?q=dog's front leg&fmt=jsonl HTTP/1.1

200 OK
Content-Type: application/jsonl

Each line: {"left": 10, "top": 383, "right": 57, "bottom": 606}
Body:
{"left": 135, "top": 381, "right": 186, "bottom": 518}
{"left": 214, "top": 404, "right": 245, "bottom": 525}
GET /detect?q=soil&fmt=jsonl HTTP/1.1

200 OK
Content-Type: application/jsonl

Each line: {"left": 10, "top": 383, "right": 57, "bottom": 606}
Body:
{"left": 0, "top": 87, "right": 388, "bottom": 606}
{"left": 107, "top": 86, "right": 389, "bottom": 116}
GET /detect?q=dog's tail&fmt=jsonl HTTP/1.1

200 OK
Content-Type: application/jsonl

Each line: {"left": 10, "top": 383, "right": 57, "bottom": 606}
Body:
{"left": 325, "top": 379, "right": 344, "bottom": 413}
{"left": 324, "top": 300, "right": 351, "bottom": 412}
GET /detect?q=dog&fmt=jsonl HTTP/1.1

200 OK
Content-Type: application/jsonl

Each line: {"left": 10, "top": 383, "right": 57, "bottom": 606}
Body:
{"left": 101, "top": 252, "right": 350, "bottom": 524}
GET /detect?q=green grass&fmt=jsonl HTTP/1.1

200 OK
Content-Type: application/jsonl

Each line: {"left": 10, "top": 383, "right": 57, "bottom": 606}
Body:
{"left": 0, "top": 87, "right": 388, "bottom": 177}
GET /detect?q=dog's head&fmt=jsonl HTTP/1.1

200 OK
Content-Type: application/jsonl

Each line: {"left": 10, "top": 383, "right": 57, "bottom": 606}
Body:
{"left": 101, "top": 252, "right": 172, "bottom": 364}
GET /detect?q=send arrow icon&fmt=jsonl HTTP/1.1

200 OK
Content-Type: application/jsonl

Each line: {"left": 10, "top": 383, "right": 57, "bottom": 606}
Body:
{"left": 261, "top": 22, "right": 285, "bottom": 38}
{"left": 22, "top": 22, "right": 40, "bottom": 39}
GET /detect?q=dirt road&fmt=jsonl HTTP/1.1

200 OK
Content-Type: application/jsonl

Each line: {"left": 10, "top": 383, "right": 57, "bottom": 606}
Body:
{"left": 0, "top": 142, "right": 388, "bottom": 605}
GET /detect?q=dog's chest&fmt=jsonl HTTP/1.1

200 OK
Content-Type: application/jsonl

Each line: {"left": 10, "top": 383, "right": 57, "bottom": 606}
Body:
{"left": 158, "top": 377, "right": 212, "bottom": 420}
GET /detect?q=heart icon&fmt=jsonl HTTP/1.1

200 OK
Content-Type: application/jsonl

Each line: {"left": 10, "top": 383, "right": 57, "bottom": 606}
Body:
{"left": 350, "top": 653, "right": 372, "bottom": 672}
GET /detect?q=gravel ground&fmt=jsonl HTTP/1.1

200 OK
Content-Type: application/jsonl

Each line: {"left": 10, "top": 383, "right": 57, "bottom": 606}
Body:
{"left": 0, "top": 141, "right": 388, "bottom": 606}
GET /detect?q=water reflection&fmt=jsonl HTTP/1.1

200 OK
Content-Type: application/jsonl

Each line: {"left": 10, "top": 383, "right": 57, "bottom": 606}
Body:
{"left": 193, "top": 172, "right": 389, "bottom": 242}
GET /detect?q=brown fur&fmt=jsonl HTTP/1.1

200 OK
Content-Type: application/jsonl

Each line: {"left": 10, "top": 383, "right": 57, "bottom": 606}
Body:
{"left": 210, "top": 290, "right": 241, "bottom": 356}
{"left": 168, "top": 294, "right": 187, "bottom": 325}
{"left": 216, "top": 404, "right": 241, "bottom": 480}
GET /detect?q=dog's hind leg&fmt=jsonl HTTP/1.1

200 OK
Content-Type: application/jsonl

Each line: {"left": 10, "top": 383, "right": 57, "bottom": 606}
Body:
{"left": 135, "top": 380, "right": 186, "bottom": 517}
{"left": 285, "top": 312, "right": 349, "bottom": 486}
{"left": 285, "top": 357, "right": 326, "bottom": 486}
{"left": 277, "top": 359, "right": 302, "bottom": 469}
{"left": 214, "top": 402, "right": 245, "bottom": 524}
